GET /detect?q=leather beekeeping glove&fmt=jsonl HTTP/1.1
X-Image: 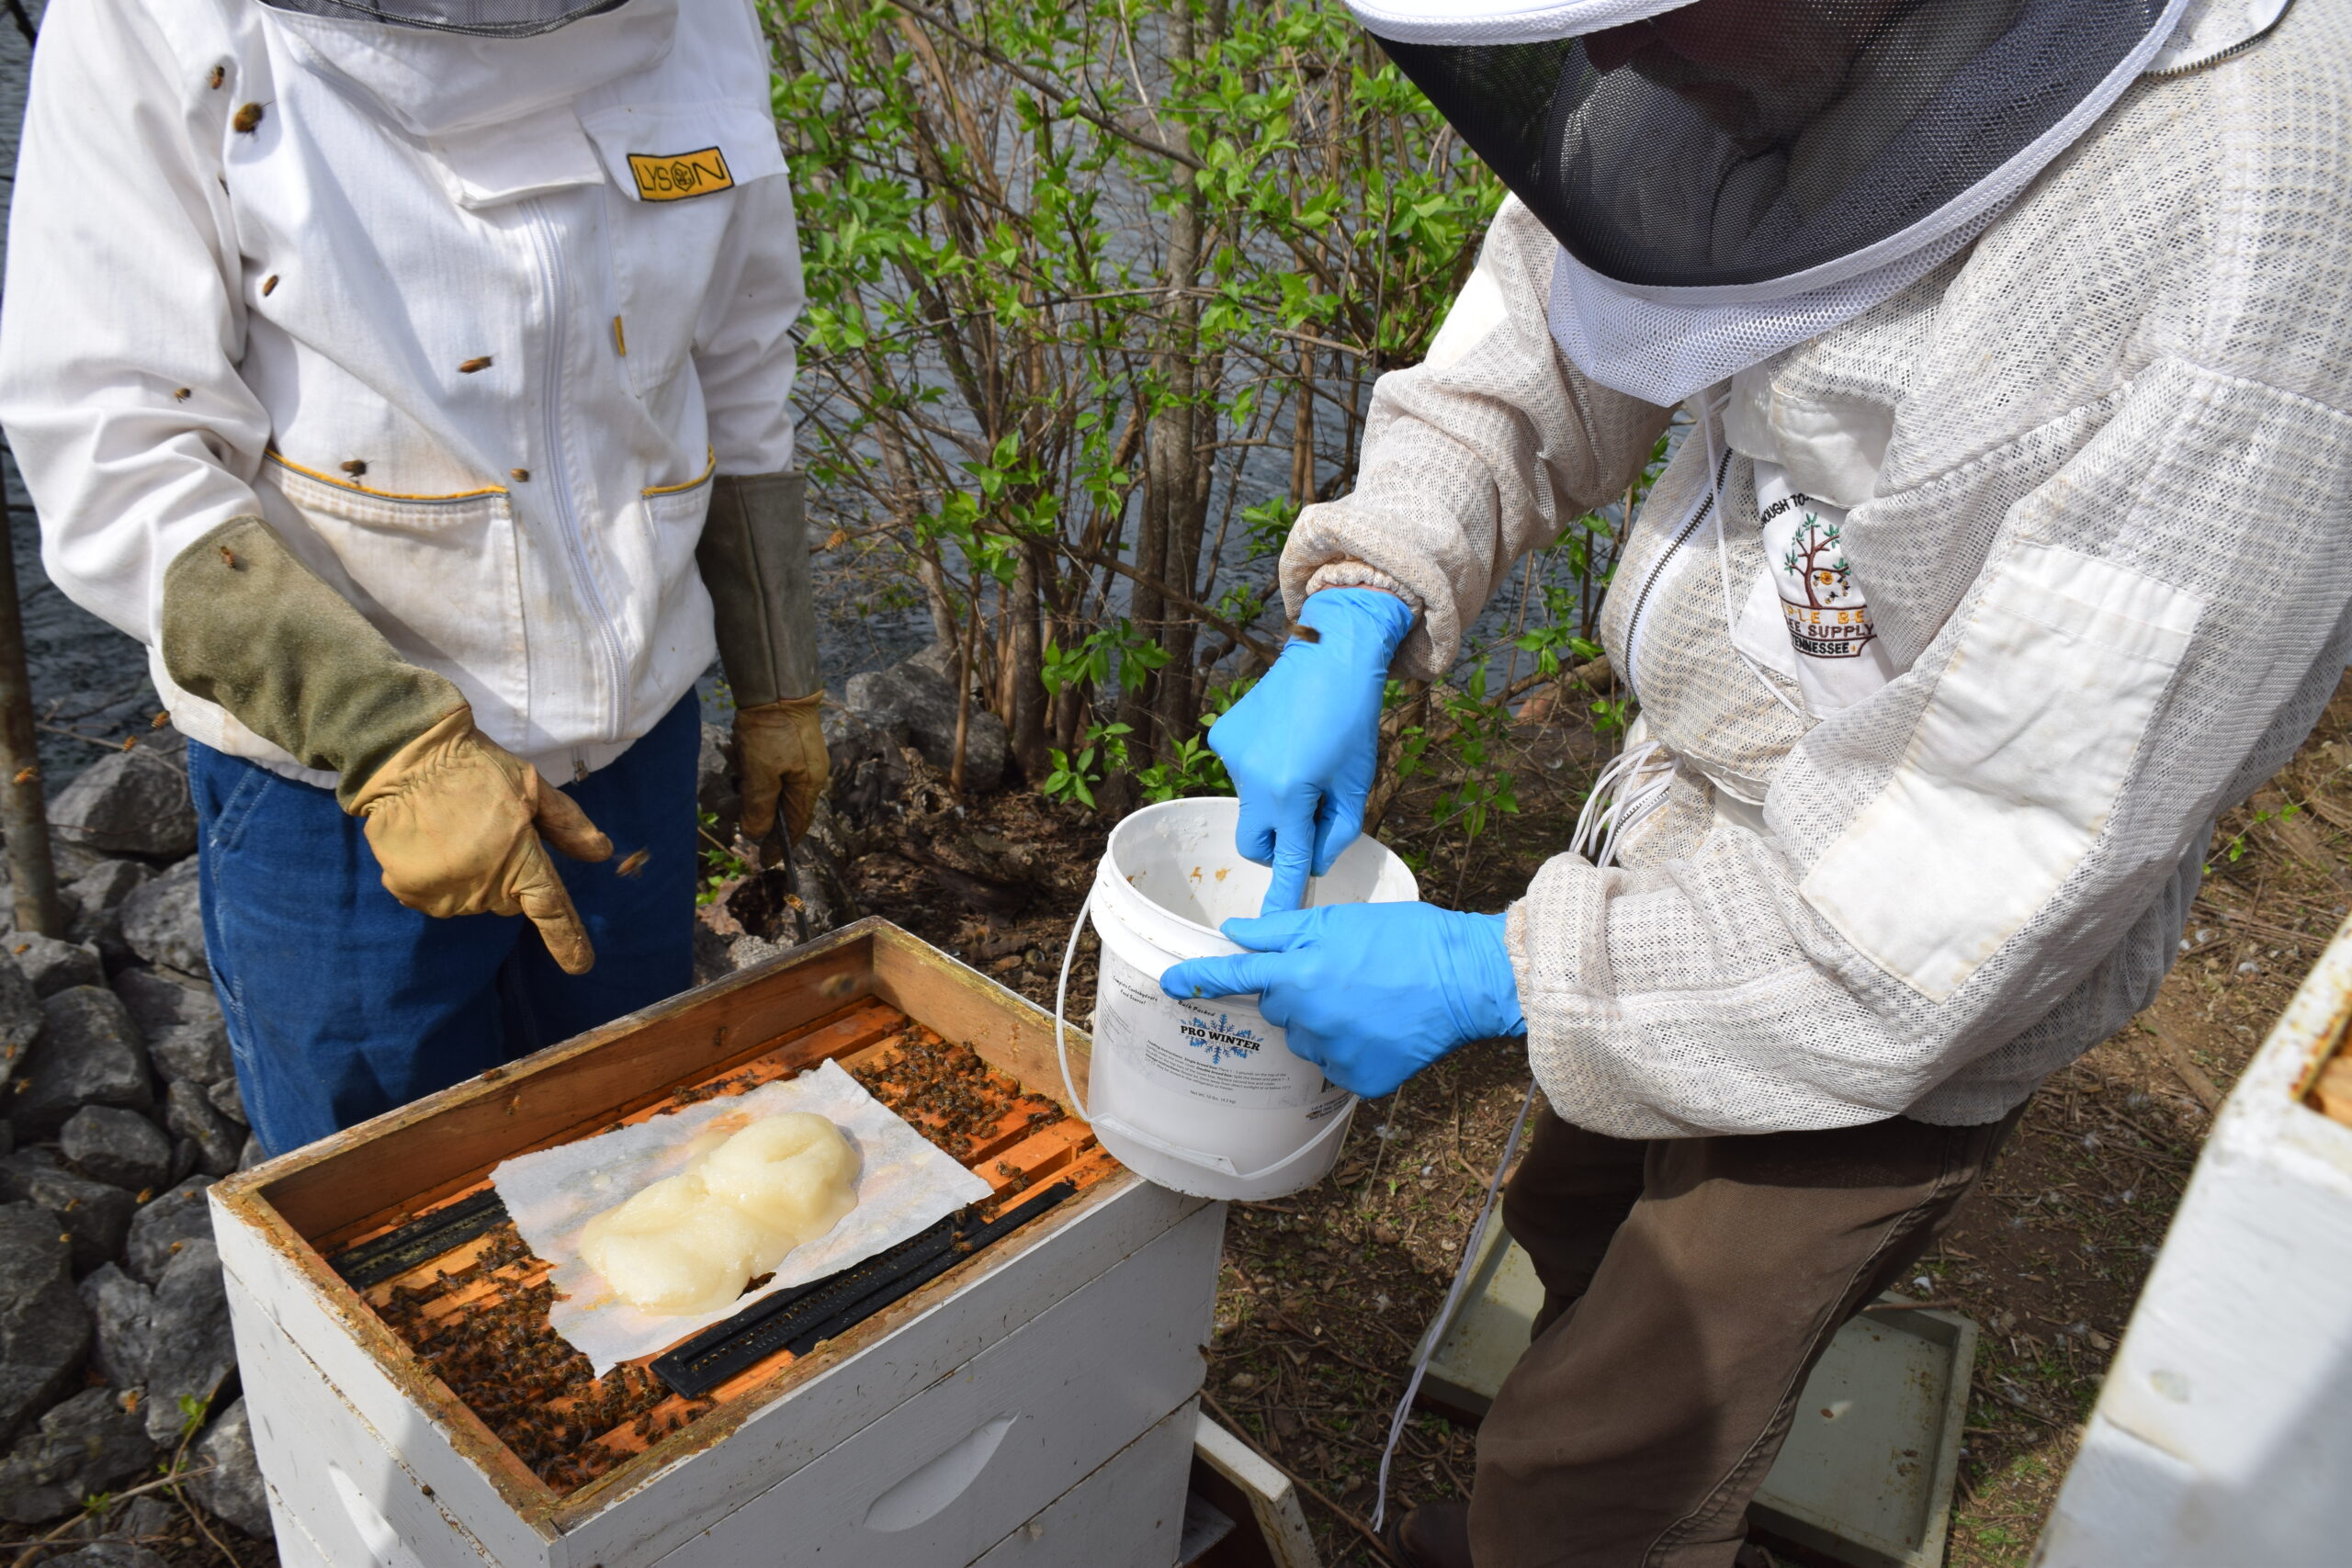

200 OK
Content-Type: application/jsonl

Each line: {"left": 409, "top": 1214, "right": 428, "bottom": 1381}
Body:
{"left": 735, "top": 693, "right": 827, "bottom": 849}
{"left": 1159, "top": 901, "right": 1524, "bottom": 1100}
{"left": 348, "top": 710, "right": 611, "bottom": 974}
{"left": 698, "top": 469, "right": 828, "bottom": 860}
{"left": 1208, "top": 587, "right": 1416, "bottom": 915}
{"left": 162, "top": 516, "right": 612, "bottom": 971}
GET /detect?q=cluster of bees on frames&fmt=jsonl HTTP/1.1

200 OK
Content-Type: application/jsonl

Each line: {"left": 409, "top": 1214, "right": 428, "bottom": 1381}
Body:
{"left": 378, "top": 1224, "right": 711, "bottom": 1490}
{"left": 849, "top": 1028, "right": 1063, "bottom": 1161}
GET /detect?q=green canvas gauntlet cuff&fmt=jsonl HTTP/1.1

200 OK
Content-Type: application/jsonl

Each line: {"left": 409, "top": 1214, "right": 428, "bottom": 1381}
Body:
{"left": 160, "top": 516, "right": 465, "bottom": 808}
{"left": 698, "top": 469, "right": 820, "bottom": 709}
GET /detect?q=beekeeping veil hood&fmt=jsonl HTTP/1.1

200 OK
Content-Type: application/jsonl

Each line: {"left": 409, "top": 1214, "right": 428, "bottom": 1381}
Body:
{"left": 1349, "top": 0, "right": 2266, "bottom": 404}
{"left": 255, "top": 0, "right": 634, "bottom": 39}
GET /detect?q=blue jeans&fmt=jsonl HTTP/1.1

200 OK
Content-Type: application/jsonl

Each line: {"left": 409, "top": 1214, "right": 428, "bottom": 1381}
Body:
{"left": 190, "top": 696, "right": 701, "bottom": 1156}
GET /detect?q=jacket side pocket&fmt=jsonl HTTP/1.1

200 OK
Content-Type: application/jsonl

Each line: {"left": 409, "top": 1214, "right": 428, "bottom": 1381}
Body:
{"left": 1799, "top": 540, "right": 2203, "bottom": 1002}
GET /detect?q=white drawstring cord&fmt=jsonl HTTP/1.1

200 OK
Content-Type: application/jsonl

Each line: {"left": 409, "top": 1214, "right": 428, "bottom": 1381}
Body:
{"left": 1568, "top": 737, "right": 1675, "bottom": 871}
{"left": 1702, "top": 391, "right": 1807, "bottom": 721}
{"left": 1370, "top": 1081, "right": 1539, "bottom": 1537}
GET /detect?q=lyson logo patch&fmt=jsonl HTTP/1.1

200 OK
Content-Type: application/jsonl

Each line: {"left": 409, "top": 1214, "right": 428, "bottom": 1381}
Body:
{"left": 626, "top": 146, "right": 734, "bottom": 202}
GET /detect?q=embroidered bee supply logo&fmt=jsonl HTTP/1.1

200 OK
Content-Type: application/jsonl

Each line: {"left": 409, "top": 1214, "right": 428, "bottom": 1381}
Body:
{"left": 626, "top": 146, "right": 734, "bottom": 202}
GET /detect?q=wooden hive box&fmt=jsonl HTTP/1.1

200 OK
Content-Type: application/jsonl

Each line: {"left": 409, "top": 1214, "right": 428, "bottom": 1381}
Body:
{"left": 209, "top": 919, "right": 1221, "bottom": 1568}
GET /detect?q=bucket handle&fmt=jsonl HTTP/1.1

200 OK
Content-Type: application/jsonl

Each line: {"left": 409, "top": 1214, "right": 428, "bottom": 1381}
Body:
{"left": 1053, "top": 887, "right": 1358, "bottom": 1185}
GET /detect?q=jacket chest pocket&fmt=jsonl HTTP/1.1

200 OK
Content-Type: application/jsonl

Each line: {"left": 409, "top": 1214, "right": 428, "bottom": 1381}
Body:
{"left": 583, "top": 106, "right": 787, "bottom": 400}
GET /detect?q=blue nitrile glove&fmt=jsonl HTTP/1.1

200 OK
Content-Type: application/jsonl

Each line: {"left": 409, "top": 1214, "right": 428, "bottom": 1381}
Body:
{"left": 1210, "top": 588, "right": 1415, "bottom": 914}
{"left": 1158, "top": 902, "right": 1525, "bottom": 1100}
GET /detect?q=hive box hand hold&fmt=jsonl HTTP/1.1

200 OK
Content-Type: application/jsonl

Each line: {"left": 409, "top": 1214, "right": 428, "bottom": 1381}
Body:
{"left": 209, "top": 918, "right": 1220, "bottom": 1568}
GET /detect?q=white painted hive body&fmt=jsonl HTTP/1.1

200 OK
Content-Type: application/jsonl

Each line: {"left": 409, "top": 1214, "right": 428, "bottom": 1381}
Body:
{"left": 2039, "top": 914, "right": 2352, "bottom": 1567}
{"left": 209, "top": 920, "right": 1220, "bottom": 1568}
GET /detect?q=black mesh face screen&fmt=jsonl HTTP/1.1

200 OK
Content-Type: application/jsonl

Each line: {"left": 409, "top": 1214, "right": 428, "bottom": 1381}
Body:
{"left": 256, "top": 0, "right": 632, "bottom": 39}
{"left": 1378, "top": 0, "right": 2165, "bottom": 290}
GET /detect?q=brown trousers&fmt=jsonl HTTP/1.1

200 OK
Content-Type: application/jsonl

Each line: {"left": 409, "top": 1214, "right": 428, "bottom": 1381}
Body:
{"left": 1468, "top": 1106, "right": 2021, "bottom": 1568}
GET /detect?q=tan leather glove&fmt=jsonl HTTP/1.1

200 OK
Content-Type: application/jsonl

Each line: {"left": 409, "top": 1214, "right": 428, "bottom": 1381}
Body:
{"left": 735, "top": 694, "right": 829, "bottom": 852}
{"left": 162, "top": 515, "right": 616, "bottom": 970}
{"left": 348, "top": 710, "right": 613, "bottom": 974}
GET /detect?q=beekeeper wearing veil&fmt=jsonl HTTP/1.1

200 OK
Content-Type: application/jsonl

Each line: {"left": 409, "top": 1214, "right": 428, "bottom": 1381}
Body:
{"left": 1159, "top": 2, "right": 2347, "bottom": 1562}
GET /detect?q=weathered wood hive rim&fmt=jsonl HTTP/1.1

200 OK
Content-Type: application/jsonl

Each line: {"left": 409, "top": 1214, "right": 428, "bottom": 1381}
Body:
{"left": 209, "top": 917, "right": 1127, "bottom": 1538}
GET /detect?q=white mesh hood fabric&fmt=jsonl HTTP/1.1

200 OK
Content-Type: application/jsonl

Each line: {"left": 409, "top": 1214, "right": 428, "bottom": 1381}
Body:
{"left": 1283, "top": 0, "right": 2352, "bottom": 1137}
{"left": 1547, "top": 212, "right": 1994, "bottom": 405}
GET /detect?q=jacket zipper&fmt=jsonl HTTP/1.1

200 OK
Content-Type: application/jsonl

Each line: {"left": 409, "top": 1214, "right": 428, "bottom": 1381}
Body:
{"left": 1621, "top": 444, "right": 1736, "bottom": 697}
{"left": 522, "top": 196, "right": 630, "bottom": 744}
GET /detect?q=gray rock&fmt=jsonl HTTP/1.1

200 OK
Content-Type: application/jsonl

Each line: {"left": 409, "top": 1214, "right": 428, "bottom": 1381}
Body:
{"left": 112, "top": 1495, "right": 175, "bottom": 1547}
{"left": 0, "top": 1154, "right": 138, "bottom": 1276}
{"left": 4, "top": 932, "right": 105, "bottom": 998}
{"left": 0, "top": 1386, "right": 161, "bottom": 1524}
{"left": 0, "top": 950, "right": 43, "bottom": 1092}
{"left": 843, "top": 658, "right": 1008, "bottom": 787}
{"left": 165, "top": 1081, "right": 241, "bottom": 1179}
{"left": 205, "top": 1075, "right": 244, "bottom": 1129}
{"left": 123, "top": 1179, "right": 213, "bottom": 1287}
{"left": 65, "top": 862, "right": 154, "bottom": 975}
{"left": 697, "top": 720, "right": 740, "bottom": 832}
{"left": 49, "top": 749, "right": 198, "bottom": 862}
{"left": 0, "top": 1202, "right": 90, "bottom": 1443}
{"left": 139, "top": 1240, "right": 232, "bottom": 1446}
{"left": 119, "top": 862, "right": 205, "bottom": 981}
{"left": 111, "top": 970, "right": 228, "bottom": 1087}
{"left": 60, "top": 1108, "right": 173, "bottom": 1196}
{"left": 8, "top": 987, "right": 152, "bottom": 1140}
{"left": 75, "top": 1265, "right": 150, "bottom": 1389}
{"left": 64, "top": 862, "right": 153, "bottom": 923}
{"left": 166, "top": 1140, "right": 198, "bottom": 1188}
{"left": 188, "top": 1398, "right": 268, "bottom": 1537}
{"left": 236, "top": 1136, "right": 265, "bottom": 1172}
{"left": 51, "top": 1543, "right": 169, "bottom": 1568}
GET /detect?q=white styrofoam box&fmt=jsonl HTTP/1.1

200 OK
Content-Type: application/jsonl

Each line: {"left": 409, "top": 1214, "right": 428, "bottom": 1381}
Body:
{"left": 228, "top": 1195, "right": 1218, "bottom": 1567}
{"left": 2038, "top": 914, "right": 2352, "bottom": 1568}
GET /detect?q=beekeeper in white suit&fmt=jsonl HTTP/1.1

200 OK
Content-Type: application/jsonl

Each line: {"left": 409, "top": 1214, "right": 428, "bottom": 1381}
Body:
{"left": 0, "top": 0, "right": 825, "bottom": 1156}
{"left": 1157, "top": 1, "right": 2352, "bottom": 1562}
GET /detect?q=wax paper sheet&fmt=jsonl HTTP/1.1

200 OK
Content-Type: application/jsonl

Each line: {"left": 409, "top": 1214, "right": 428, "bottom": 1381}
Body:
{"left": 492, "top": 1059, "right": 992, "bottom": 1374}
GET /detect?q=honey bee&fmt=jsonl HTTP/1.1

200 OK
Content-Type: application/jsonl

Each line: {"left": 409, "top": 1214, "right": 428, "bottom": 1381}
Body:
{"left": 209, "top": 64, "right": 226, "bottom": 90}
{"left": 262, "top": 274, "right": 279, "bottom": 296}
{"left": 232, "top": 102, "right": 266, "bottom": 135}
{"left": 11, "top": 767, "right": 35, "bottom": 786}
{"left": 510, "top": 467, "right": 530, "bottom": 482}
{"left": 152, "top": 711, "right": 170, "bottom": 728}
{"left": 172, "top": 387, "right": 191, "bottom": 402}
{"left": 458, "top": 355, "right": 492, "bottom": 375}
{"left": 616, "top": 848, "right": 650, "bottom": 877}
{"left": 218, "top": 545, "right": 238, "bottom": 568}
{"left": 340, "top": 458, "right": 368, "bottom": 477}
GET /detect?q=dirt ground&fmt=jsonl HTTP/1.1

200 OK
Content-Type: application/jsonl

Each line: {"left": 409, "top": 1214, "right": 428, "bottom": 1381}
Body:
{"left": 847, "top": 671, "right": 2352, "bottom": 1568}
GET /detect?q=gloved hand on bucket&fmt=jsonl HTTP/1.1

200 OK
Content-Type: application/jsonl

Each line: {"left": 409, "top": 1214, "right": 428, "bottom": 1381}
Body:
{"left": 1210, "top": 588, "right": 1414, "bottom": 915}
{"left": 1158, "top": 901, "right": 1525, "bottom": 1100}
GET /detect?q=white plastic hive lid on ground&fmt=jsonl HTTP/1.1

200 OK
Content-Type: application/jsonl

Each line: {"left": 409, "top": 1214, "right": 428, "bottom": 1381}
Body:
{"left": 2037, "top": 913, "right": 2352, "bottom": 1568}
{"left": 210, "top": 920, "right": 1220, "bottom": 1568}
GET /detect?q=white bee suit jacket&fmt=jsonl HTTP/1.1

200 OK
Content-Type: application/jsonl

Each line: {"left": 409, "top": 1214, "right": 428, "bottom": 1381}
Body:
{"left": 0, "top": 0, "right": 802, "bottom": 787}
{"left": 1283, "top": 0, "right": 2352, "bottom": 1137}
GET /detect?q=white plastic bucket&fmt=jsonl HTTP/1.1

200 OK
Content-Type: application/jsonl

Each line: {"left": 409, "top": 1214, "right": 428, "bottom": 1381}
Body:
{"left": 1054, "top": 796, "right": 1419, "bottom": 1201}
